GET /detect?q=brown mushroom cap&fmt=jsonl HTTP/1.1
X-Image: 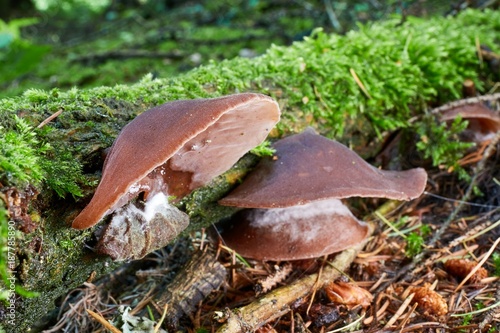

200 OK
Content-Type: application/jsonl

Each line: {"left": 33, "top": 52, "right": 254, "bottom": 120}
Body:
{"left": 221, "top": 198, "right": 369, "bottom": 261}
{"left": 440, "top": 103, "right": 500, "bottom": 142}
{"left": 219, "top": 128, "right": 427, "bottom": 209}
{"left": 72, "top": 93, "right": 280, "bottom": 229}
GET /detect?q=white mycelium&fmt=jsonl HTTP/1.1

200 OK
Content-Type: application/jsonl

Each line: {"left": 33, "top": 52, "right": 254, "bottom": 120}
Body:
{"left": 98, "top": 192, "right": 189, "bottom": 261}
{"left": 247, "top": 198, "right": 357, "bottom": 242}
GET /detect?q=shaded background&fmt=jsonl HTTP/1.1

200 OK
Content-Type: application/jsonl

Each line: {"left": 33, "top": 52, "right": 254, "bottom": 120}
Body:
{"left": 1, "top": 0, "right": 494, "bottom": 99}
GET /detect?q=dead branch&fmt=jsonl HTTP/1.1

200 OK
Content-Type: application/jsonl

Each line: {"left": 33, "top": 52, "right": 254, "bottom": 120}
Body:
{"left": 141, "top": 245, "right": 227, "bottom": 331}
{"left": 73, "top": 49, "right": 184, "bottom": 65}
{"left": 429, "top": 93, "right": 500, "bottom": 115}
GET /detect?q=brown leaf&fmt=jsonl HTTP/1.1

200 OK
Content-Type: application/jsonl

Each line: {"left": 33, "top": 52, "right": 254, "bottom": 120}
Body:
{"left": 324, "top": 281, "right": 373, "bottom": 308}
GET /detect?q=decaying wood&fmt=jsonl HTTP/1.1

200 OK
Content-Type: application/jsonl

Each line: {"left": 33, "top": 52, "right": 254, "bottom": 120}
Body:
{"left": 217, "top": 223, "right": 374, "bottom": 333}
{"left": 142, "top": 245, "right": 227, "bottom": 330}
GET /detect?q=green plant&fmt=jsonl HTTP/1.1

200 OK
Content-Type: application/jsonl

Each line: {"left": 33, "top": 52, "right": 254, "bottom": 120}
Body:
{"left": 492, "top": 252, "right": 500, "bottom": 277}
{"left": 405, "top": 224, "right": 431, "bottom": 258}
{"left": 40, "top": 149, "right": 87, "bottom": 198}
{"left": 415, "top": 114, "right": 474, "bottom": 179}
{"left": 250, "top": 140, "right": 275, "bottom": 157}
{"left": 0, "top": 18, "right": 51, "bottom": 84}
{"left": 460, "top": 313, "right": 473, "bottom": 330}
{"left": 1, "top": 9, "right": 499, "bottom": 211}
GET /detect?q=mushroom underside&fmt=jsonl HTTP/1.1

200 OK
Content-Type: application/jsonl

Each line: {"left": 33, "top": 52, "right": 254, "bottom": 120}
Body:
{"left": 440, "top": 103, "right": 500, "bottom": 142}
{"left": 106, "top": 99, "right": 279, "bottom": 212}
{"left": 220, "top": 198, "right": 369, "bottom": 261}
{"left": 218, "top": 128, "right": 428, "bottom": 261}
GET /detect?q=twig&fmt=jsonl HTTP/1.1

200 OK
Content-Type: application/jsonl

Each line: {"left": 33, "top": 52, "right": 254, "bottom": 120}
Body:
{"left": 44, "top": 282, "right": 112, "bottom": 332}
{"left": 383, "top": 293, "right": 414, "bottom": 329}
{"left": 87, "top": 309, "right": 122, "bottom": 333}
{"left": 37, "top": 109, "right": 63, "bottom": 128}
{"left": 306, "top": 257, "right": 325, "bottom": 315}
{"left": 323, "top": 0, "right": 342, "bottom": 31}
{"left": 154, "top": 304, "right": 169, "bottom": 333}
{"left": 350, "top": 68, "right": 372, "bottom": 99}
{"left": 429, "top": 93, "right": 500, "bottom": 115}
{"left": 216, "top": 223, "right": 374, "bottom": 333}
{"left": 399, "top": 322, "right": 447, "bottom": 332}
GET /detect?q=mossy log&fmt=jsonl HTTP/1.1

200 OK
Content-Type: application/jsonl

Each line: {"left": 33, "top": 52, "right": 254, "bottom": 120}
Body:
{"left": 0, "top": 9, "right": 499, "bottom": 332}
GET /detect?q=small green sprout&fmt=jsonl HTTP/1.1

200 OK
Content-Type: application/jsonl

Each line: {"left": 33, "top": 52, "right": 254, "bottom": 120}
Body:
{"left": 405, "top": 224, "right": 431, "bottom": 258}
{"left": 492, "top": 252, "right": 500, "bottom": 277}
{"left": 58, "top": 240, "right": 75, "bottom": 250}
{"left": 250, "top": 140, "right": 276, "bottom": 157}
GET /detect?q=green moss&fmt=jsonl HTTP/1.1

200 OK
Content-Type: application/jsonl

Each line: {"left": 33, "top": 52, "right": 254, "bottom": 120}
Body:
{"left": 250, "top": 140, "right": 276, "bottom": 157}
{"left": 0, "top": 202, "right": 10, "bottom": 303}
{"left": 180, "top": 154, "right": 260, "bottom": 233}
{"left": 1, "top": 8, "right": 499, "bottom": 202}
{"left": 0, "top": 10, "right": 499, "bottom": 330}
{"left": 0, "top": 115, "right": 48, "bottom": 187}
{"left": 493, "top": 252, "right": 500, "bottom": 277}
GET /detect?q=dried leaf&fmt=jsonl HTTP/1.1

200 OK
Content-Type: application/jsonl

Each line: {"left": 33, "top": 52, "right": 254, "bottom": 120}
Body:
{"left": 324, "top": 281, "right": 373, "bottom": 308}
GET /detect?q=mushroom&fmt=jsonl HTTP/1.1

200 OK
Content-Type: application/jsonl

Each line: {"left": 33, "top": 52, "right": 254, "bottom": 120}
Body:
{"left": 218, "top": 128, "right": 427, "bottom": 260}
{"left": 72, "top": 93, "right": 280, "bottom": 260}
{"left": 219, "top": 198, "right": 368, "bottom": 260}
{"left": 439, "top": 103, "right": 500, "bottom": 143}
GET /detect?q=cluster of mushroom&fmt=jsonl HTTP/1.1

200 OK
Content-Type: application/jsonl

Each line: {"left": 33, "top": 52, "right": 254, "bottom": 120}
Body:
{"left": 217, "top": 128, "right": 427, "bottom": 261}
{"left": 72, "top": 93, "right": 427, "bottom": 262}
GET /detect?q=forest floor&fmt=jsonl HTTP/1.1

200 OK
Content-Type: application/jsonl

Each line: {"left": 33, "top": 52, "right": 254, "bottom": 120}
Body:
{"left": 42, "top": 118, "right": 500, "bottom": 332}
